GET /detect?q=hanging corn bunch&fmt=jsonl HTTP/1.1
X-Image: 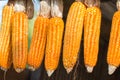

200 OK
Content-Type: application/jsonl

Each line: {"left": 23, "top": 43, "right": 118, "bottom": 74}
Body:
{"left": 28, "top": 0, "right": 50, "bottom": 71}
{"left": 63, "top": 0, "right": 86, "bottom": 73}
{"left": 84, "top": 0, "right": 101, "bottom": 73}
{"left": 107, "top": 0, "right": 120, "bottom": 75}
{"left": 12, "top": 1, "right": 28, "bottom": 73}
{"left": 45, "top": 0, "right": 64, "bottom": 77}
{"left": 0, "top": 5, "right": 14, "bottom": 71}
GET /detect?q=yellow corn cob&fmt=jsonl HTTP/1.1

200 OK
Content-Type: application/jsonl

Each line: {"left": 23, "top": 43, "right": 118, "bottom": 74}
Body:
{"left": 45, "top": 17, "right": 64, "bottom": 76}
{"left": 107, "top": 11, "right": 120, "bottom": 75}
{"left": 12, "top": 12, "right": 28, "bottom": 73}
{"left": 0, "top": 5, "right": 14, "bottom": 71}
{"left": 84, "top": 7, "right": 101, "bottom": 72}
{"left": 63, "top": 2, "right": 86, "bottom": 73}
{"left": 28, "top": 16, "right": 49, "bottom": 71}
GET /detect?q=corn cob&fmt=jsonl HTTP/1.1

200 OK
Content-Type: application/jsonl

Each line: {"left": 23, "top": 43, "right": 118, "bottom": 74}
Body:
{"left": 27, "top": 0, "right": 50, "bottom": 71}
{"left": 44, "top": 0, "right": 64, "bottom": 77}
{"left": 63, "top": 1, "right": 86, "bottom": 73}
{"left": 84, "top": 6, "right": 101, "bottom": 73}
{"left": 45, "top": 17, "right": 64, "bottom": 77}
{"left": 84, "top": 0, "right": 101, "bottom": 72}
{"left": 12, "top": 12, "right": 28, "bottom": 73}
{"left": 28, "top": 16, "right": 49, "bottom": 71}
{"left": 107, "top": 0, "right": 120, "bottom": 75}
{"left": 0, "top": 5, "right": 14, "bottom": 71}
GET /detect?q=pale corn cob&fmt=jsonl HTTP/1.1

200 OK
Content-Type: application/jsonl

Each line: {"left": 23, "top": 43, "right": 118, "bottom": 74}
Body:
{"left": 28, "top": 16, "right": 49, "bottom": 71}
{"left": 12, "top": 12, "right": 28, "bottom": 73}
{"left": 84, "top": 6, "right": 101, "bottom": 73}
{"left": 0, "top": 5, "right": 14, "bottom": 71}
{"left": 45, "top": 17, "right": 64, "bottom": 77}
{"left": 107, "top": 0, "right": 120, "bottom": 75}
{"left": 63, "top": 1, "right": 86, "bottom": 73}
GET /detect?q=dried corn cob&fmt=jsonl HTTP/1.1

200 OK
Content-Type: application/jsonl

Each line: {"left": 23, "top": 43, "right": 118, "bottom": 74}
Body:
{"left": 28, "top": 17, "right": 49, "bottom": 71}
{"left": 27, "top": 0, "right": 50, "bottom": 71}
{"left": 0, "top": 5, "right": 14, "bottom": 71}
{"left": 84, "top": 0, "right": 101, "bottom": 73}
{"left": 63, "top": 1, "right": 86, "bottom": 73}
{"left": 45, "top": 17, "right": 64, "bottom": 77}
{"left": 12, "top": 12, "right": 28, "bottom": 73}
{"left": 107, "top": 0, "right": 120, "bottom": 75}
{"left": 45, "top": 0, "right": 64, "bottom": 77}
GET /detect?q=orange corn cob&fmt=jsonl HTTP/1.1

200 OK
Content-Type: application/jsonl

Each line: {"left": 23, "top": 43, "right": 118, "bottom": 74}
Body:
{"left": 106, "top": 0, "right": 120, "bottom": 75}
{"left": 84, "top": 7, "right": 101, "bottom": 73}
{"left": 63, "top": 2, "right": 86, "bottom": 73}
{"left": 12, "top": 12, "right": 28, "bottom": 73}
{"left": 107, "top": 11, "right": 120, "bottom": 75}
{"left": 28, "top": 16, "right": 49, "bottom": 71}
{"left": 0, "top": 5, "right": 14, "bottom": 71}
{"left": 45, "top": 17, "right": 64, "bottom": 76}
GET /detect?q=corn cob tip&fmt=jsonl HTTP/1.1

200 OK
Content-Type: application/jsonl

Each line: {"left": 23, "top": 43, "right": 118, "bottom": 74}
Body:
{"left": 1, "top": 67, "right": 7, "bottom": 72}
{"left": 108, "top": 65, "right": 117, "bottom": 75}
{"left": 15, "top": 68, "right": 24, "bottom": 73}
{"left": 28, "top": 66, "right": 36, "bottom": 71}
{"left": 86, "top": 65, "right": 93, "bottom": 73}
{"left": 66, "top": 67, "right": 73, "bottom": 74}
{"left": 47, "top": 70, "right": 54, "bottom": 77}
